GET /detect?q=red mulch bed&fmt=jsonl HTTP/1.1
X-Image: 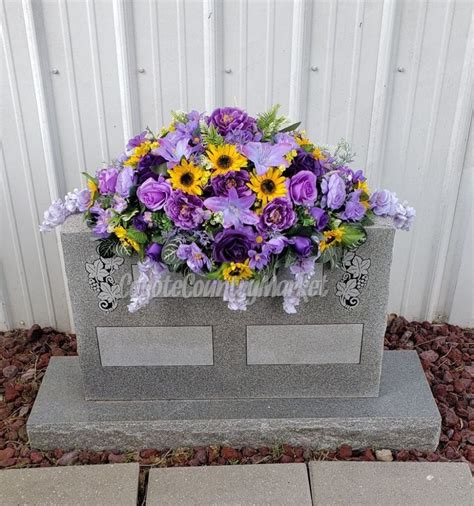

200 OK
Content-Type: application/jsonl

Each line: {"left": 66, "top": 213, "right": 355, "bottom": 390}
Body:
{"left": 0, "top": 316, "right": 472, "bottom": 472}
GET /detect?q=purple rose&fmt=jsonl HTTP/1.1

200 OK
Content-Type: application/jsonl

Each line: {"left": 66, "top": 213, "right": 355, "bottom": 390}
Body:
{"left": 97, "top": 167, "right": 118, "bottom": 195}
{"left": 115, "top": 167, "right": 136, "bottom": 197}
{"left": 211, "top": 171, "right": 252, "bottom": 197}
{"left": 260, "top": 198, "right": 296, "bottom": 232}
{"left": 310, "top": 207, "right": 329, "bottom": 231}
{"left": 212, "top": 226, "right": 256, "bottom": 263}
{"left": 289, "top": 236, "right": 313, "bottom": 257}
{"left": 369, "top": 189, "right": 399, "bottom": 216}
{"left": 325, "top": 173, "right": 346, "bottom": 210}
{"left": 145, "top": 242, "right": 162, "bottom": 262}
{"left": 289, "top": 170, "right": 317, "bottom": 206}
{"left": 339, "top": 191, "right": 366, "bottom": 221}
{"left": 209, "top": 107, "right": 257, "bottom": 136}
{"left": 287, "top": 151, "right": 324, "bottom": 177}
{"left": 165, "top": 190, "right": 208, "bottom": 230}
{"left": 136, "top": 154, "right": 166, "bottom": 184}
{"left": 137, "top": 177, "right": 171, "bottom": 211}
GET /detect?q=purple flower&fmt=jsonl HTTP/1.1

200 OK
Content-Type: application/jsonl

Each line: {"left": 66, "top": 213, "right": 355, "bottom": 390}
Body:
{"left": 152, "top": 136, "right": 193, "bottom": 168}
{"left": 177, "top": 243, "right": 212, "bottom": 273}
{"left": 287, "top": 151, "right": 324, "bottom": 177}
{"left": 136, "top": 153, "right": 166, "bottom": 184}
{"left": 133, "top": 214, "right": 148, "bottom": 232}
{"left": 137, "top": 177, "right": 171, "bottom": 211}
{"left": 97, "top": 167, "right": 119, "bottom": 195}
{"left": 126, "top": 131, "right": 147, "bottom": 150}
{"left": 165, "top": 190, "right": 208, "bottom": 230}
{"left": 91, "top": 207, "right": 112, "bottom": 238}
{"left": 76, "top": 189, "right": 91, "bottom": 212}
{"left": 211, "top": 171, "right": 252, "bottom": 197}
{"left": 241, "top": 141, "right": 293, "bottom": 176}
{"left": 248, "top": 249, "right": 270, "bottom": 270}
{"left": 289, "top": 170, "right": 317, "bottom": 206}
{"left": 262, "top": 235, "right": 288, "bottom": 255}
{"left": 212, "top": 226, "right": 256, "bottom": 263}
{"left": 112, "top": 195, "right": 127, "bottom": 213}
{"left": 64, "top": 188, "right": 90, "bottom": 213}
{"left": 204, "top": 187, "right": 258, "bottom": 228}
{"left": 260, "top": 198, "right": 296, "bottom": 232}
{"left": 323, "top": 173, "right": 346, "bottom": 210}
{"left": 116, "top": 167, "right": 136, "bottom": 197}
{"left": 225, "top": 129, "right": 260, "bottom": 145}
{"left": 339, "top": 190, "right": 366, "bottom": 221}
{"left": 209, "top": 107, "right": 257, "bottom": 136}
{"left": 146, "top": 242, "right": 162, "bottom": 262}
{"left": 289, "top": 236, "right": 313, "bottom": 257}
{"left": 39, "top": 199, "right": 70, "bottom": 232}
{"left": 369, "top": 189, "right": 399, "bottom": 216}
{"left": 310, "top": 207, "right": 329, "bottom": 231}
{"left": 393, "top": 201, "right": 416, "bottom": 231}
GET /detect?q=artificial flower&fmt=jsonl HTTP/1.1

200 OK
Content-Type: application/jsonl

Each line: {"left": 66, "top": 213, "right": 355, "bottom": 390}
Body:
{"left": 223, "top": 260, "right": 253, "bottom": 284}
{"left": 259, "top": 197, "right": 297, "bottom": 232}
{"left": 137, "top": 176, "right": 171, "bottom": 210}
{"left": 207, "top": 144, "right": 248, "bottom": 177}
{"left": 204, "top": 187, "right": 258, "bottom": 228}
{"left": 212, "top": 226, "right": 256, "bottom": 263}
{"left": 168, "top": 159, "right": 207, "bottom": 196}
{"left": 241, "top": 141, "right": 293, "bottom": 176}
{"left": 247, "top": 167, "right": 287, "bottom": 206}
{"left": 319, "top": 228, "right": 345, "bottom": 252}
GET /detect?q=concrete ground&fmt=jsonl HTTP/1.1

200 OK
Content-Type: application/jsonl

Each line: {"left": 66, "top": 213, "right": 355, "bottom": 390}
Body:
{"left": 0, "top": 461, "right": 471, "bottom": 505}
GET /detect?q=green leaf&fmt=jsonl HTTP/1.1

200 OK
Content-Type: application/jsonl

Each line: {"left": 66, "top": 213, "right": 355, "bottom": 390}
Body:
{"left": 81, "top": 172, "right": 97, "bottom": 185}
{"left": 206, "top": 264, "right": 226, "bottom": 280}
{"left": 199, "top": 121, "right": 224, "bottom": 147}
{"left": 126, "top": 227, "right": 148, "bottom": 244}
{"left": 121, "top": 209, "right": 139, "bottom": 222}
{"left": 279, "top": 121, "right": 301, "bottom": 133}
{"left": 341, "top": 224, "right": 367, "bottom": 249}
{"left": 97, "top": 237, "right": 120, "bottom": 258}
{"left": 161, "top": 237, "right": 184, "bottom": 269}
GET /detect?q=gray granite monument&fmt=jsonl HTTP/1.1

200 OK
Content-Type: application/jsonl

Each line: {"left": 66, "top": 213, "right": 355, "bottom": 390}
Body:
{"left": 27, "top": 215, "right": 441, "bottom": 450}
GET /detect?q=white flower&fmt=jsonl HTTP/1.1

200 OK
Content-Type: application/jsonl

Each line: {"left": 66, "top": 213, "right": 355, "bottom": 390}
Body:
{"left": 39, "top": 199, "right": 70, "bottom": 232}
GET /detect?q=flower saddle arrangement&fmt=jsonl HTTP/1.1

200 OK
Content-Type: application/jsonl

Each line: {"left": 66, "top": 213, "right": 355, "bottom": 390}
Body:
{"left": 41, "top": 106, "right": 415, "bottom": 313}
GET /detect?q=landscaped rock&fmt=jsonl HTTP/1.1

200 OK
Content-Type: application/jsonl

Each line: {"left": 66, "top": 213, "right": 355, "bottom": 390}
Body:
{"left": 26, "top": 324, "right": 42, "bottom": 342}
{"left": 375, "top": 449, "right": 393, "bottom": 462}
{"left": 2, "top": 365, "right": 18, "bottom": 379}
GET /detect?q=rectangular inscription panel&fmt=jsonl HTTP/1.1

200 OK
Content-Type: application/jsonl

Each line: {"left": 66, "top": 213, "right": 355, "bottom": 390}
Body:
{"left": 97, "top": 326, "right": 213, "bottom": 367}
{"left": 247, "top": 324, "right": 363, "bottom": 365}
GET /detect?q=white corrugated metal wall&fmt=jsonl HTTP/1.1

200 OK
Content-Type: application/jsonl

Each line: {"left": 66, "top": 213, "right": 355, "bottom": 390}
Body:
{"left": 1, "top": 0, "right": 472, "bottom": 331}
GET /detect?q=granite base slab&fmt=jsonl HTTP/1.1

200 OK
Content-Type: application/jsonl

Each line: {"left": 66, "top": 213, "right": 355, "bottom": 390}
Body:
{"left": 27, "top": 351, "right": 441, "bottom": 451}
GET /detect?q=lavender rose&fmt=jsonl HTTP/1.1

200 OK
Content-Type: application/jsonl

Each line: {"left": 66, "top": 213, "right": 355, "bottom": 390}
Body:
{"left": 97, "top": 167, "right": 118, "bottom": 195}
{"left": 289, "top": 236, "right": 313, "bottom": 257}
{"left": 212, "top": 226, "right": 256, "bottom": 263}
{"left": 209, "top": 107, "right": 257, "bottom": 136}
{"left": 165, "top": 190, "right": 208, "bottom": 230}
{"left": 115, "top": 167, "right": 135, "bottom": 197}
{"left": 287, "top": 151, "right": 324, "bottom": 177}
{"left": 310, "top": 207, "right": 329, "bottom": 231}
{"left": 289, "top": 170, "right": 317, "bottom": 206}
{"left": 260, "top": 198, "right": 296, "bottom": 232}
{"left": 145, "top": 242, "right": 162, "bottom": 262}
{"left": 211, "top": 171, "right": 252, "bottom": 197}
{"left": 325, "top": 173, "right": 346, "bottom": 210}
{"left": 339, "top": 190, "right": 366, "bottom": 221}
{"left": 137, "top": 177, "right": 171, "bottom": 211}
{"left": 369, "top": 189, "right": 399, "bottom": 216}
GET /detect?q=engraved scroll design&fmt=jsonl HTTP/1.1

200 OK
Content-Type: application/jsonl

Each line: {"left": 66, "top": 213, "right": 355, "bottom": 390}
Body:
{"left": 85, "top": 257, "right": 124, "bottom": 312}
{"left": 336, "top": 251, "right": 371, "bottom": 310}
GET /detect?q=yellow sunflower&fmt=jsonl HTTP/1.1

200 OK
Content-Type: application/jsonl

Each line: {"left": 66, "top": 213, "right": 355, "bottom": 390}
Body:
{"left": 168, "top": 159, "right": 207, "bottom": 195}
{"left": 319, "top": 228, "right": 345, "bottom": 253}
{"left": 223, "top": 260, "right": 253, "bottom": 284}
{"left": 87, "top": 179, "right": 97, "bottom": 207}
{"left": 247, "top": 167, "right": 287, "bottom": 206}
{"left": 114, "top": 226, "right": 140, "bottom": 253}
{"left": 207, "top": 144, "right": 247, "bottom": 177}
